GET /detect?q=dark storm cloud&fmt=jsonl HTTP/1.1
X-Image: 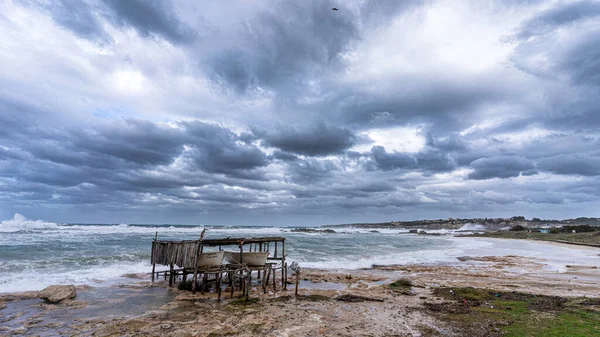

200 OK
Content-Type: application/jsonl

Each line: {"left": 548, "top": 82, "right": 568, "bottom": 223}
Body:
{"left": 515, "top": 0, "right": 600, "bottom": 39}
{"left": 284, "top": 157, "right": 341, "bottom": 185}
{"left": 370, "top": 146, "right": 416, "bottom": 171}
{"left": 205, "top": 1, "right": 360, "bottom": 93}
{"left": 204, "top": 1, "right": 422, "bottom": 94}
{"left": 73, "top": 119, "right": 184, "bottom": 166}
{"left": 102, "top": 0, "right": 195, "bottom": 43}
{"left": 468, "top": 156, "right": 536, "bottom": 180}
{"left": 260, "top": 123, "right": 357, "bottom": 156}
{"left": 32, "top": 0, "right": 194, "bottom": 44}
{"left": 0, "top": 117, "right": 272, "bottom": 199}
{"left": 538, "top": 154, "right": 600, "bottom": 176}
{"left": 4, "top": 0, "right": 600, "bottom": 224}
{"left": 559, "top": 32, "right": 600, "bottom": 88}
{"left": 42, "top": 0, "right": 109, "bottom": 43}
{"left": 183, "top": 121, "right": 269, "bottom": 176}
{"left": 316, "top": 76, "right": 511, "bottom": 133}
{"left": 510, "top": 1, "right": 600, "bottom": 131}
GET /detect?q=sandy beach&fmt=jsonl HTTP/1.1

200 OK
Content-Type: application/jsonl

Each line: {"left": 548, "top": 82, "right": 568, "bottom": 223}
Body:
{"left": 1, "top": 237, "right": 599, "bottom": 336}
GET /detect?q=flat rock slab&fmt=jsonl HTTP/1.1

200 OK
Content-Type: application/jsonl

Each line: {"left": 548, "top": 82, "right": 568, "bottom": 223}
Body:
{"left": 38, "top": 285, "right": 76, "bottom": 303}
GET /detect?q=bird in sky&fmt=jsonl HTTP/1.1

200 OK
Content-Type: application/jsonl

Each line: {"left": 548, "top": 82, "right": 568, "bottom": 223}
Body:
{"left": 332, "top": 8, "right": 338, "bottom": 11}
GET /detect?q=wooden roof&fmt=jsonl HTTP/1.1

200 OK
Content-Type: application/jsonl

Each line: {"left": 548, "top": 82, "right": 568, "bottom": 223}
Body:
{"left": 154, "top": 236, "right": 285, "bottom": 247}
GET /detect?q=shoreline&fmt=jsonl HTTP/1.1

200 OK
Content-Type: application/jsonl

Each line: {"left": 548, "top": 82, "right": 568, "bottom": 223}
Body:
{"left": 2, "top": 236, "right": 599, "bottom": 335}
{"left": 454, "top": 234, "right": 600, "bottom": 251}
{"left": 2, "top": 234, "right": 599, "bottom": 296}
{"left": 2, "top": 258, "right": 599, "bottom": 336}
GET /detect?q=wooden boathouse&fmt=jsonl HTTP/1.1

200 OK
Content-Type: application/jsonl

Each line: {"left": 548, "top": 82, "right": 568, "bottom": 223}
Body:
{"left": 150, "top": 234, "right": 288, "bottom": 300}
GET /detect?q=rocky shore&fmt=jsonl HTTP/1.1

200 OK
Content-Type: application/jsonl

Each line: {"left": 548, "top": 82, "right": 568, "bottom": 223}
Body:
{"left": 331, "top": 216, "right": 600, "bottom": 231}
{"left": 2, "top": 240, "right": 599, "bottom": 336}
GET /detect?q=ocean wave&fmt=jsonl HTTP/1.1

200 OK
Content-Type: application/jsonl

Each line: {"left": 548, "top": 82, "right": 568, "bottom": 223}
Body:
{"left": 0, "top": 213, "right": 60, "bottom": 232}
{"left": 457, "top": 223, "right": 487, "bottom": 231}
{"left": 0, "top": 260, "right": 151, "bottom": 293}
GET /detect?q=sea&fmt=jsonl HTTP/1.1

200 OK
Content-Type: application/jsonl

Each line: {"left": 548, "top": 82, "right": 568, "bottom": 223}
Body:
{"left": 1, "top": 213, "right": 599, "bottom": 293}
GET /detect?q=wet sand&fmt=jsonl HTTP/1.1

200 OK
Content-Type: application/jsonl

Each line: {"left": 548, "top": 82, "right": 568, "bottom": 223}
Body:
{"left": 1, "top": 238, "right": 599, "bottom": 336}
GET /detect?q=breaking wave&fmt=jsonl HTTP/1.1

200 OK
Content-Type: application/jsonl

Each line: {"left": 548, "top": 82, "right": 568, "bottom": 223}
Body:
{"left": 457, "top": 223, "right": 487, "bottom": 231}
{"left": 0, "top": 213, "right": 60, "bottom": 232}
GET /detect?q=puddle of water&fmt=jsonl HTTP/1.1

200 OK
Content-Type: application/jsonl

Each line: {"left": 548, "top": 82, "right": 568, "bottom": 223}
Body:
{"left": 0, "top": 286, "right": 176, "bottom": 336}
{"left": 0, "top": 298, "right": 44, "bottom": 329}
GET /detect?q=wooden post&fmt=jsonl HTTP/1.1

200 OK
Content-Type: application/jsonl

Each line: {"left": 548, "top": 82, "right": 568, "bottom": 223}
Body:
{"left": 201, "top": 273, "right": 207, "bottom": 294}
{"left": 272, "top": 264, "right": 276, "bottom": 290}
{"left": 282, "top": 240, "right": 286, "bottom": 289}
{"left": 262, "top": 265, "right": 268, "bottom": 294}
{"left": 239, "top": 242, "right": 244, "bottom": 289}
{"left": 169, "top": 263, "right": 174, "bottom": 287}
{"left": 245, "top": 270, "right": 252, "bottom": 301}
{"left": 151, "top": 232, "right": 157, "bottom": 282}
{"left": 283, "top": 262, "right": 287, "bottom": 290}
{"left": 295, "top": 271, "right": 299, "bottom": 296}
{"left": 229, "top": 272, "right": 234, "bottom": 298}
{"left": 258, "top": 243, "right": 262, "bottom": 279}
{"left": 217, "top": 272, "right": 222, "bottom": 302}
{"left": 191, "top": 229, "right": 206, "bottom": 294}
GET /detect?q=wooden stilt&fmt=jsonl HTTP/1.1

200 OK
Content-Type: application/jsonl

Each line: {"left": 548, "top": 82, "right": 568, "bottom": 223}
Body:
{"left": 201, "top": 273, "right": 207, "bottom": 294}
{"left": 239, "top": 243, "right": 244, "bottom": 289}
{"left": 217, "top": 272, "right": 222, "bottom": 302}
{"left": 282, "top": 241, "right": 286, "bottom": 290}
{"left": 258, "top": 243, "right": 262, "bottom": 279}
{"left": 265, "top": 267, "right": 272, "bottom": 292}
{"left": 151, "top": 263, "right": 156, "bottom": 282}
{"left": 229, "top": 272, "right": 234, "bottom": 298}
{"left": 262, "top": 265, "right": 268, "bottom": 294}
{"left": 295, "top": 271, "right": 300, "bottom": 296}
{"left": 245, "top": 270, "right": 252, "bottom": 300}
{"left": 169, "top": 263, "right": 174, "bottom": 287}
{"left": 191, "top": 230, "right": 205, "bottom": 294}
{"left": 283, "top": 262, "right": 288, "bottom": 290}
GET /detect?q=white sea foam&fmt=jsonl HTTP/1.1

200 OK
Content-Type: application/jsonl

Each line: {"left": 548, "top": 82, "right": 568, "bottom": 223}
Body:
{"left": 0, "top": 261, "right": 151, "bottom": 293}
{"left": 457, "top": 223, "right": 487, "bottom": 231}
{"left": 0, "top": 213, "right": 60, "bottom": 232}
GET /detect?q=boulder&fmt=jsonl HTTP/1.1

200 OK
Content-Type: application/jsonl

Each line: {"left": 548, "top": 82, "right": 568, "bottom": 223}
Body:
{"left": 38, "top": 285, "right": 76, "bottom": 303}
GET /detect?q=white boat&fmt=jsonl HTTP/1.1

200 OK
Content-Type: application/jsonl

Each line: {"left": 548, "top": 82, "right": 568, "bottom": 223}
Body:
{"left": 196, "top": 251, "right": 225, "bottom": 267}
{"left": 226, "top": 251, "right": 269, "bottom": 266}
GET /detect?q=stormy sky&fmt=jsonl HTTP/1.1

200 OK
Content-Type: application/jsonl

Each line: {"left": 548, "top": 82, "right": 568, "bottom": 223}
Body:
{"left": 1, "top": 0, "right": 599, "bottom": 225}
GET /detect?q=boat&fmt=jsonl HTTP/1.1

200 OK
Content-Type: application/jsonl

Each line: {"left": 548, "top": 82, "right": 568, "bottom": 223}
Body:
{"left": 226, "top": 251, "right": 269, "bottom": 266}
{"left": 196, "top": 251, "right": 225, "bottom": 267}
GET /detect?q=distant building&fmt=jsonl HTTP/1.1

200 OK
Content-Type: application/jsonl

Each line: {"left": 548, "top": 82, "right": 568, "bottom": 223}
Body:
{"left": 540, "top": 229, "right": 550, "bottom": 234}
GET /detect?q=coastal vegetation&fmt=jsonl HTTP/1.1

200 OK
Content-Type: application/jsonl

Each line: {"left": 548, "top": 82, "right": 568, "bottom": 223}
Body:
{"left": 331, "top": 216, "right": 600, "bottom": 230}
{"left": 425, "top": 287, "right": 600, "bottom": 337}
{"left": 465, "top": 230, "right": 600, "bottom": 247}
